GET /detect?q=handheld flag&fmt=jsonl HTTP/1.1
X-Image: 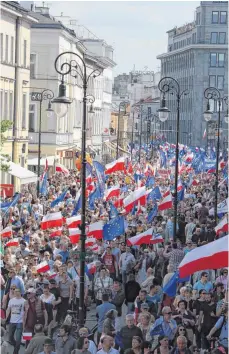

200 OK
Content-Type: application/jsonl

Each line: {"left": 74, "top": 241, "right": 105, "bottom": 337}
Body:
{"left": 103, "top": 216, "right": 125, "bottom": 241}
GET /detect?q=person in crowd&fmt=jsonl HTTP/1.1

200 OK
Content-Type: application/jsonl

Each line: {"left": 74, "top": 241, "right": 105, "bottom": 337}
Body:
{"left": 38, "top": 338, "right": 56, "bottom": 354}
{"left": 71, "top": 336, "right": 91, "bottom": 354}
{"left": 120, "top": 314, "right": 143, "bottom": 352}
{"left": 137, "top": 313, "right": 152, "bottom": 341}
{"left": 97, "top": 335, "right": 118, "bottom": 354}
{"left": 94, "top": 267, "right": 113, "bottom": 306}
{"left": 78, "top": 327, "right": 97, "bottom": 354}
{"left": 125, "top": 273, "right": 141, "bottom": 314}
{"left": 119, "top": 246, "right": 136, "bottom": 285}
{"left": 4, "top": 268, "right": 25, "bottom": 295}
{"left": 150, "top": 306, "right": 177, "bottom": 343}
{"left": 25, "top": 324, "right": 51, "bottom": 354}
{"left": 55, "top": 324, "right": 77, "bottom": 354}
{"left": 96, "top": 294, "right": 116, "bottom": 344}
{"left": 170, "top": 335, "right": 192, "bottom": 354}
{"left": 153, "top": 335, "right": 170, "bottom": 354}
{"left": 131, "top": 336, "right": 143, "bottom": 354}
{"left": 193, "top": 271, "right": 213, "bottom": 295}
{"left": 102, "top": 309, "right": 117, "bottom": 336}
{"left": 101, "top": 246, "right": 118, "bottom": 280}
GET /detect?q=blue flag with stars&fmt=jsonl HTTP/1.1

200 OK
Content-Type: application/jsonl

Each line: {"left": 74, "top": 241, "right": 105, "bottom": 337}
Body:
{"left": 147, "top": 204, "right": 158, "bottom": 223}
{"left": 93, "top": 161, "right": 105, "bottom": 197}
{"left": 177, "top": 188, "right": 185, "bottom": 202}
{"left": 108, "top": 202, "right": 119, "bottom": 219}
{"left": 147, "top": 186, "right": 162, "bottom": 202}
{"left": 103, "top": 216, "right": 125, "bottom": 241}
{"left": 51, "top": 188, "right": 68, "bottom": 208}
{"left": 88, "top": 185, "right": 101, "bottom": 210}
{"left": 40, "top": 171, "right": 48, "bottom": 196}
{"left": 163, "top": 271, "right": 190, "bottom": 297}
{"left": 71, "top": 194, "right": 82, "bottom": 216}
{"left": 146, "top": 176, "right": 155, "bottom": 188}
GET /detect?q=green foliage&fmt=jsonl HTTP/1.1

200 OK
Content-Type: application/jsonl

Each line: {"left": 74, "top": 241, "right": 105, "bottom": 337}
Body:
{"left": 0, "top": 120, "right": 13, "bottom": 172}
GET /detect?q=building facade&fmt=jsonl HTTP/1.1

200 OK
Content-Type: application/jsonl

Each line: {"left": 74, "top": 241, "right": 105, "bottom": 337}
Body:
{"left": 157, "top": 1, "right": 228, "bottom": 147}
{"left": 0, "top": 1, "right": 37, "bottom": 184}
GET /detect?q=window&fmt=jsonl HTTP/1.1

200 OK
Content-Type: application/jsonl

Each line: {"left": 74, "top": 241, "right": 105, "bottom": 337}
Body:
{"left": 209, "top": 99, "right": 215, "bottom": 112}
{"left": 218, "top": 53, "right": 225, "bottom": 67}
{"left": 29, "top": 104, "right": 36, "bottom": 132}
{"left": 10, "top": 36, "right": 14, "bottom": 63}
{"left": 0, "top": 33, "right": 3, "bottom": 62}
{"left": 219, "top": 32, "right": 226, "bottom": 44}
{"left": 23, "top": 40, "right": 27, "bottom": 67}
{"left": 196, "top": 12, "right": 200, "bottom": 25}
{"left": 212, "top": 11, "right": 219, "bottom": 23}
{"left": 0, "top": 91, "right": 3, "bottom": 120}
{"left": 4, "top": 91, "right": 8, "bottom": 119}
{"left": 30, "top": 53, "right": 37, "bottom": 79}
{"left": 9, "top": 92, "right": 13, "bottom": 121}
{"left": 217, "top": 76, "right": 224, "bottom": 90}
{"left": 209, "top": 75, "right": 216, "bottom": 87}
{"left": 5, "top": 35, "right": 8, "bottom": 62}
{"left": 22, "top": 93, "right": 26, "bottom": 129}
{"left": 211, "top": 32, "right": 218, "bottom": 44}
{"left": 220, "top": 11, "right": 227, "bottom": 24}
{"left": 210, "top": 53, "right": 217, "bottom": 66}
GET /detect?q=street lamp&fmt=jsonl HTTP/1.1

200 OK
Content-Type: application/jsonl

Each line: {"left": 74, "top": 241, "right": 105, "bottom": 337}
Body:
{"left": 37, "top": 89, "right": 55, "bottom": 195}
{"left": 203, "top": 87, "right": 228, "bottom": 222}
{"left": 53, "top": 51, "right": 101, "bottom": 328}
{"left": 116, "top": 101, "right": 129, "bottom": 159}
{"left": 157, "top": 77, "right": 189, "bottom": 241}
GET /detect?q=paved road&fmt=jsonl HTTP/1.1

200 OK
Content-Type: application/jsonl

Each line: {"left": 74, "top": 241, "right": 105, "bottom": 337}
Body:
{"left": 5, "top": 302, "right": 127, "bottom": 354}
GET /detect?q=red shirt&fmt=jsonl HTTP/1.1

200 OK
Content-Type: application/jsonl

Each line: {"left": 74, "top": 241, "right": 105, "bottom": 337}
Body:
{"left": 102, "top": 254, "right": 115, "bottom": 274}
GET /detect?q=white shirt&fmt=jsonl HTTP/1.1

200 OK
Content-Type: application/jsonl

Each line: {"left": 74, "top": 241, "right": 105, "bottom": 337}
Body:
{"left": 8, "top": 297, "right": 26, "bottom": 323}
{"left": 119, "top": 252, "right": 135, "bottom": 271}
{"left": 40, "top": 293, "right": 55, "bottom": 304}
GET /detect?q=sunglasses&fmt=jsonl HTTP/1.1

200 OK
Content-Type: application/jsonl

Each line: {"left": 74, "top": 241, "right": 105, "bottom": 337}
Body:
{"left": 84, "top": 341, "right": 89, "bottom": 344}
{"left": 179, "top": 328, "right": 185, "bottom": 331}
{"left": 165, "top": 312, "right": 172, "bottom": 315}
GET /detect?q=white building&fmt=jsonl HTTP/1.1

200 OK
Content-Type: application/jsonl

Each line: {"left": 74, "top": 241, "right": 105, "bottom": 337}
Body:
{"left": 0, "top": 1, "right": 37, "bottom": 188}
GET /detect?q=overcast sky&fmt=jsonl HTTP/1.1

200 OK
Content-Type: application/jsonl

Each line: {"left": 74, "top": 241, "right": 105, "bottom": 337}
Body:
{"left": 44, "top": 1, "right": 199, "bottom": 75}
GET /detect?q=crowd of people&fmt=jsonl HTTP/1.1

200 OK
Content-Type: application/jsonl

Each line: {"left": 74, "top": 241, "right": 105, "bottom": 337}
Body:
{"left": 0, "top": 146, "right": 228, "bottom": 354}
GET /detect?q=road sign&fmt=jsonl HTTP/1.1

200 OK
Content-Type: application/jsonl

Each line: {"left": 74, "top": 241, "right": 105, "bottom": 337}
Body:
{"left": 31, "top": 92, "right": 42, "bottom": 101}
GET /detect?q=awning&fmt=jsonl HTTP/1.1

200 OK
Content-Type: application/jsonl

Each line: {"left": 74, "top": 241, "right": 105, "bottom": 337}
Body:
{"left": 0, "top": 157, "right": 38, "bottom": 185}
{"left": 27, "top": 156, "right": 57, "bottom": 166}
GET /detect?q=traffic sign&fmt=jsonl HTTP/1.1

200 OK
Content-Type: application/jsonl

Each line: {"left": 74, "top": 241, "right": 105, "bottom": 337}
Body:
{"left": 31, "top": 92, "right": 42, "bottom": 101}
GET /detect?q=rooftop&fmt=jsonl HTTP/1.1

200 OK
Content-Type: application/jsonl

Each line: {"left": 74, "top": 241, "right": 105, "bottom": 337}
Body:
{"left": 167, "top": 21, "right": 196, "bottom": 36}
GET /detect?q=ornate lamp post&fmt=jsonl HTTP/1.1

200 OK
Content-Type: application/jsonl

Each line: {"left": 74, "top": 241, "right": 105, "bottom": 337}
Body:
{"left": 203, "top": 87, "right": 228, "bottom": 222}
{"left": 157, "top": 77, "right": 189, "bottom": 241}
{"left": 53, "top": 51, "right": 101, "bottom": 328}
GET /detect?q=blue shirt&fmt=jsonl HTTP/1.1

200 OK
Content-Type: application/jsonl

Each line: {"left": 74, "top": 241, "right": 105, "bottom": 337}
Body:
{"left": 96, "top": 302, "right": 116, "bottom": 332}
{"left": 59, "top": 250, "right": 69, "bottom": 263}
{"left": 193, "top": 280, "right": 213, "bottom": 293}
{"left": 11, "top": 276, "right": 25, "bottom": 295}
{"left": 215, "top": 316, "right": 228, "bottom": 348}
{"left": 150, "top": 316, "right": 177, "bottom": 340}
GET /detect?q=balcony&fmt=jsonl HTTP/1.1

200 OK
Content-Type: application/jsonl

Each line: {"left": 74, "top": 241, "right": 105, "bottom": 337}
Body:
{"left": 28, "top": 132, "right": 73, "bottom": 145}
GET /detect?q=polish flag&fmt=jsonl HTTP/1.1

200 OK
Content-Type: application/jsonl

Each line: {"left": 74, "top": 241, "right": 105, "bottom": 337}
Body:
{"left": 41, "top": 212, "right": 63, "bottom": 230}
{"left": 48, "top": 271, "right": 58, "bottom": 279}
{"left": 105, "top": 157, "right": 125, "bottom": 175}
{"left": 85, "top": 237, "right": 96, "bottom": 247}
{"left": 127, "top": 228, "right": 153, "bottom": 246}
{"left": 158, "top": 192, "right": 173, "bottom": 211}
{"left": 36, "top": 261, "right": 50, "bottom": 273}
{"left": 86, "top": 261, "right": 97, "bottom": 274}
{"left": 184, "top": 153, "right": 193, "bottom": 163}
{"left": 86, "top": 174, "right": 92, "bottom": 185}
{"left": 123, "top": 187, "right": 146, "bottom": 213}
{"left": 87, "top": 183, "right": 95, "bottom": 193}
{"left": 91, "top": 244, "right": 99, "bottom": 252}
{"left": 87, "top": 221, "right": 103, "bottom": 239}
{"left": 177, "top": 179, "right": 183, "bottom": 192}
{"left": 22, "top": 333, "right": 33, "bottom": 341}
{"left": 66, "top": 215, "right": 81, "bottom": 228}
{"left": 69, "top": 228, "right": 80, "bottom": 244}
{"left": 179, "top": 235, "right": 228, "bottom": 278}
{"left": 215, "top": 217, "right": 228, "bottom": 235}
{"left": 0, "top": 226, "right": 12, "bottom": 238}
{"left": 5, "top": 238, "right": 19, "bottom": 247}
{"left": 202, "top": 129, "right": 206, "bottom": 139}
{"left": 49, "top": 228, "right": 62, "bottom": 238}
{"left": 55, "top": 163, "right": 70, "bottom": 176}
{"left": 114, "top": 197, "right": 124, "bottom": 208}
{"left": 192, "top": 179, "right": 199, "bottom": 186}
{"left": 151, "top": 233, "right": 164, "bottom": 244}
{"left": 105, "top": 186, "right": 120, "bottom": 201}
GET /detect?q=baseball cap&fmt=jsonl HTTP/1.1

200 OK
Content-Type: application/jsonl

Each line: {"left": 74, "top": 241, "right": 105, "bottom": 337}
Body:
{"left": 27, "top": 287, "right": 36, "bottom": 294}
{"left": 141, "top": 302, "right": 149, "bottom": 309}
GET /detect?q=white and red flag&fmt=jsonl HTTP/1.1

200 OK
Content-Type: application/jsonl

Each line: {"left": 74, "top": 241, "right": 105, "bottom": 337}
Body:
{"left": 55, "top": 163, "right": 70, "bottom": 176}
{"left": 202, "top": 129, "right": 206, "bottom": 139}
{"left": 123, "top": 186, "right": 146, "bottom": 213}
{"left": 5, "top": 238, "right": 19, "bottom": 247}
{"left": 105, "top": 157, "right": 125, "bottom": 175}
{"left": 87, "top": 221, "right": 103, "bottom": 239}
{"left": 69, "top": 229, "right": 80, "bottom": 244}
{"left": 0, "top": 226, "right": 12, "bottom": 238}
{"left": 41, "top": 212, "right": 63, "bottom": 230}
{"left": 49, "top": 228, "right": 62, "bottom": 238}
{"left": 86, "top": 261, "right": 97, "bottom": 274}
{"left": 158, "top": 191, "right": 173, "bottom": 211}
{"left": 36, "top": 261, "right": 50, "bottom": 273}
{"left": 85, "top": 237, "right": 97, "bottom": 247}
{"left": 215, "top": 217, "right": 228, "bottom": 235}
{"left": 66, "top": 215, "right": 81, "bottom": 228}
{"left": 179, "top": 235, "right": 228, "bottom": 278}
{"left": 151, "top": 233, "right": 164, "bottom": 244}
{"left": 23, "top": 333, "right": 33, "bottom": 341}
{"left": 127, "top": 228, "right": 153, "bottom": 246}
{"left": 105, "top": 186, "right": 120, "bottom": 201}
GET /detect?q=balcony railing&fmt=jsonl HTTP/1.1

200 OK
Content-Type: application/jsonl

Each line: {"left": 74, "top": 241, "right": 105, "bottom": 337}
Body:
{"left": 28, "top": 132, "right": 73, "bottom": 145}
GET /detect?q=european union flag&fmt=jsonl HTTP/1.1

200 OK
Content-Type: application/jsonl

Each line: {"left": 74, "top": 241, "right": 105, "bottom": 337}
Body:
{"left": 0, "top": 193, "right": 20, "bottom": 211}
{"left": 109, "top": 202, "right": 119, "bottom": 219}
{"left": 177, "top": 188, "right": 184, "bottom": 202}
{"left": 163, "top": 271, "right": 190, "bottom": 297}
{"left": 146, "top": 176, "right": 155, "bottom": 188}
{"left": 72, "top": 194, "right": 82, "bottom": 216}
{"left": 121, "top": 186, "right": 128, "bottom": 193}
{"left": 40, "top": 172, "right": 47, "bottom": 196}
{"left": 93, "top": 161, "right": 105, "bottom": 197}
{"left": 51, "top": 188, "right": 68, "bottom": 208}
{"left": 147, "top": 186, "right": 162, "bottom": 202}
{"left": 147, "top": 204, "right": 158, "bottom": 223}
{"left": 103, "top": 216, "right": 125, "bottom": 241}
{"left": 150, "top": 323, "right": 164, "bottom": 337}
{"left": 88, "top": 185, "right": 101, "bottom": 210}
{"left": 134, "top": 173, "right": 143, "bottom": 183}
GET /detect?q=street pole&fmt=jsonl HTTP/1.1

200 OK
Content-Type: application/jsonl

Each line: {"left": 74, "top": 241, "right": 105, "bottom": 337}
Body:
{"left": 139, "top": 104, "right": 143, "bottom": 163}
{"left": 203, "top": 88, "right": 228, "bottom": 224}
{"left": 53, "top": 51, "right": 101, "bottom": 328}
{"left": 37, "top": 100, "right": 42, "bottom": 195}
{"left": 116, "top": 101, "right": 128, "bottom": 160}
{"left": 131, "top": 111, "right": 134, "bottom": 161}
{"left": 158, "top": 77, "right": 189, "bottom": 242}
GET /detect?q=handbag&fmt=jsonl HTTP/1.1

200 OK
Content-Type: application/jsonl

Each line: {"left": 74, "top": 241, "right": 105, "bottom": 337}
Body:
{"left": 100, "top": 278, "right": 112, "bottom": 298}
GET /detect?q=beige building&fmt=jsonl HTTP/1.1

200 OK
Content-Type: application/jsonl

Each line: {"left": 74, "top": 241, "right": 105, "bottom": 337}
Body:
{"left": 0, "top": 1, "right": 37, "bottom": 185}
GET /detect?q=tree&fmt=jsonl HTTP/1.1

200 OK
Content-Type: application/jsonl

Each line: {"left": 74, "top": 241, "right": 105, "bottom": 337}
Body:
{"left": 0, "top": 120, "right": 13, "bottom": 172}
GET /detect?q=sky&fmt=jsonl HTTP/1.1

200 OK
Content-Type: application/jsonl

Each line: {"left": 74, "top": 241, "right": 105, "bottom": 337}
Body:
{"left": 39, "top": 0, "right": 199, "bottom": 75}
